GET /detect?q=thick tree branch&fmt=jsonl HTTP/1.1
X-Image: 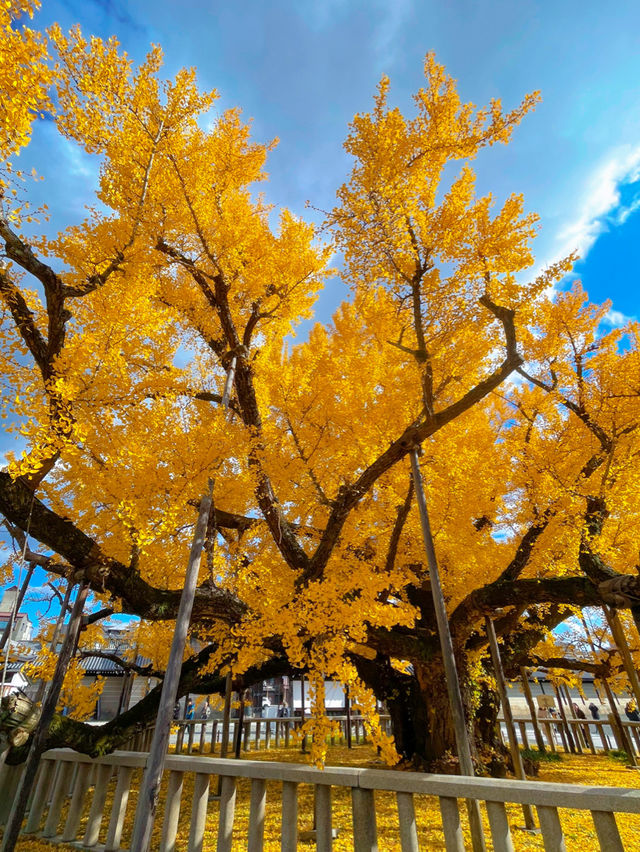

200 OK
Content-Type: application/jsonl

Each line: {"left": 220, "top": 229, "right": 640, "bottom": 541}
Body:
{"left": 453, "top": 575, "right": 602, "bottom": 629}
{"left": 300, "top": 295, "right": 522, "bottom": 586}
{"left": 0, "top": 269, "right": 49, "bottom": 372}
{"left": 531, "top": 655, "right": 607, "bottom": 676}
{"left": 516, "top": 366, "right": 613, "bottom": 452}
{"left": 7, "top": 645, "right": 290, "bottom": 762}
{"left": 0, "top": 471, "right": 247, "bottom": 625}
{"left": 384, "top": 478, "right": 414, "bottom": 575}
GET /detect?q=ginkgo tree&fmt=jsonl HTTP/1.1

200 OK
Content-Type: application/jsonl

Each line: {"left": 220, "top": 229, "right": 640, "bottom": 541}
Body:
{"left": 2, "top": 0, "right": 640, "bottom": 771}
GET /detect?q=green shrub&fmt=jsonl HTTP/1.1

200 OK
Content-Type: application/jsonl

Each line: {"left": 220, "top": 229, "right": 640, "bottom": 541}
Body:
{"left": 521, "top": 747, "right": 562, "bottom": 764}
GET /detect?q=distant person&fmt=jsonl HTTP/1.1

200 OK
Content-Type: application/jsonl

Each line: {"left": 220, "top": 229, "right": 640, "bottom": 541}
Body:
{"left": 173, "top": 702, "right": 181, "bottom": 721}
{"left": 588, "top": 702, "right": 600, "bottom": 720}
{"left": 278, "top": 702, "right": 290, "bottom": 718}
{"left": 186, "top": 699, "right": 195, "bottom": 720}
{"left": 200, "top": 699, "right": 211, "bottom": 720}
{"left": 625, "top": 701, "right": 640, "bottom": 722}
{"left": 572, "top": 702, "right": 586, "bottom": 720}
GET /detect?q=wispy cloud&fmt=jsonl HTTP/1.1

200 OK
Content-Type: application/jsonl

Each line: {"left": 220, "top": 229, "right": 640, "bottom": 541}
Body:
{"left": 555, "top": 145, "right": 640, "bottom": 262}
{"left": 528, "top": 145, "right": 640, "bottom": 289}
{"left": 602, "top": 307, "right": 636, "bottom": 327}
{"left": 59, "top": 137, "right": 96, "bottom": 181}
{"left": 303, "top": 0, "right": 350, "bottom": 32}
{"left": 373, "top": 0, "right": 413, "bottom": 67}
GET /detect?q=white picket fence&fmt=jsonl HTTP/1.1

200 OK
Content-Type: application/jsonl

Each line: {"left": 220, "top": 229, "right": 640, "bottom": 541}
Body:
{"left": 499, "top": 714, "right": 640, "bottom": 757}
{"left": 1, "top": 746, "right": 640, "bottom": 851}
{"left": 166, "top": 714, "right": 385, "bottom": 756}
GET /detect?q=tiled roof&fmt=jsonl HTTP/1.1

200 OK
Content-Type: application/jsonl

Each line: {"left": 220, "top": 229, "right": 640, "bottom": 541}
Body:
{"left": 79, "top": 654, "right": 151, "bottom": 675}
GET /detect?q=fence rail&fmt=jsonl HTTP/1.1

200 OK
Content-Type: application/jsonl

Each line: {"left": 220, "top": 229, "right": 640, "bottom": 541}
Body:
{"left": 163, "top": 714, "right": 389, "bottom": 756}
{"left": 113, "top": 712, "right": 640, "bottom": 760}
{"left": 498, "top": 713, "right": 640, "bottom": 759}
{"left": 1, "top": 746, "right": 640, "bottom": 851}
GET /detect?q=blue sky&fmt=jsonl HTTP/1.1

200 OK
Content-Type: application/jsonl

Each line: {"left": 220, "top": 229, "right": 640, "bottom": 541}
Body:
{"left": 4, "top": 0, "right": 640, "bottom": 628}
{"left": 22, "top": 0, "right": 640, "bottom": 321}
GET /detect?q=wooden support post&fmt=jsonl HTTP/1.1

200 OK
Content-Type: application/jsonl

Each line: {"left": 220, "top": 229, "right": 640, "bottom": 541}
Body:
{"left": 601, "top": 675, "right": 637, "bottom": 762}
{"left": 300, "top": 674, "right": 307, "bottom": 753}
{"left": 129, "top": 483, "right": 213, "bottom": 852}
{"left": 105, "top": 765, "right": 134, "bottom": 852}
{"left": 519, "top": 667, "right": 546, "bottom": 752}
{"left": 553, "top": 684, "right": 576, "bottom": 753}
{"left": 188, "top": 772, "right": 211, "bottom": 852}
{"left": 234, "top": 690, "right": 246, "bottom": 759}
{"left": 0, "top": 561, "right": 35, "bottom": 652}
{"left": 396, "top": 792, "right": 419, "bottom": 852}
{"left": 410, "top": 449, "right": 486, "bottom": 852}
{"left": 518, "top": 721, "right": 530, "bottom": 750}
{"left": 23, "top": 758, "right": 54, "bottom": 834}
{"left": 562, "top": 685, "right": 583, "bottom": 754}
{"left": 604, "top": 607, "right": 640, "bottom": 712}
{"left": 542, "top": 721, "right": 555, "bottom": 752}
{"left": 1, "top": 583, "right": 89, "bottom": 852}
{"left": 247, "top": 778, "right": 267, "bottom": 852}
{"left": 346, "top": 685, "right": 352, "bottom": 749}
{"left": 281, "top": 781, "right": 298, "bottom": 851}
{"left": 439, "top": 797, "right": 465, "bottom": 852}
{"left": 42, "top": 761, "right": 74, "bottom": 838}
{"left": 83, "top": 763, "right": 112, "bottom": 846}
{"left": 61, "top": 762, "right": 91, "bottom": 841}
{"left": 352, "top": 787, "right": 377, "bottom": 852}
{"left": 220, "top": 672, "right": 233, "bottom": 759}
{"left": 217, "top": 776, "right": 237, "bottom": 852}
{"left": 485, "top": 618, "right": 536, "bottom": 831}
{"left": 314, "top": 785, "right": 332, "bottom": 852}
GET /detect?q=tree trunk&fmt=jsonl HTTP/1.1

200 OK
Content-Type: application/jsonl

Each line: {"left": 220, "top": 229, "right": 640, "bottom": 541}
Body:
{"left": 353, "top": 653, "right": 469, "bottom": 769}
{"left": 355, "top": 651, "right": 507, "bottom": 774}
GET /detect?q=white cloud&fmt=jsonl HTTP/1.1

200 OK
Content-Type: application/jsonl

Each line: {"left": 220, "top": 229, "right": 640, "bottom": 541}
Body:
{"left": 527, "top": 144, "right": 640, "bottom": 290}
{"left": 59, "top": 137, "right": 96, "bottom": 181}
{"left": 615, "top": 194, "right": 640, "bottom": 226}
{"left": 602, "top": 308, "right": 636, "bottom": 327}
{"left": 555, "top": 145, "right": 640, "bottom": 262}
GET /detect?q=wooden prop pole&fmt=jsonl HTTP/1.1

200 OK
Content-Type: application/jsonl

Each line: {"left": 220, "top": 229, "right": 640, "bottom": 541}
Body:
{"left": 130, "top": 482, "right": 213, "bottom": 852}
{"left": 519, "top": 666, "right": 547, "bottom": 752}
{"left": 219, "top": 673, "right": 233, "bottom": 758}
{"left": 234, "top": 690, "right": 246, "bottom": 759}
{"left": 604, "top": 607, "right": 640, "bottom": 712}
{"left": 601, "top": 674, "right": 637, "bottom": 763}
{"left": 410, "top": 449, "right": 486, "bottom": 852}
{"left": 1, "top": 583, "right": 89, "bottom": 852}
{"left": 300, "top": 674, "right": 307, "bottom": 754}
{"left": 0, "top": 562, "right": 35, "bottom": 653}
{"left": 485, "top": 618, "right": 536, "bottom": 830}
{"left": 552, "top": 683, "right": 576, "bottom": 754}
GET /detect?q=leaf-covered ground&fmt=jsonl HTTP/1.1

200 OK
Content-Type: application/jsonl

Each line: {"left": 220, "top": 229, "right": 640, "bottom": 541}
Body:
{"left": 9, "top": 746, "right": 640, "bottom": 850}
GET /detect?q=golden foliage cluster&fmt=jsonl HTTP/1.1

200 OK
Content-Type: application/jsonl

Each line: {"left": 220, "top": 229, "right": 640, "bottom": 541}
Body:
{"left": 2, "top": 5, "right": 640, "bottom": 765}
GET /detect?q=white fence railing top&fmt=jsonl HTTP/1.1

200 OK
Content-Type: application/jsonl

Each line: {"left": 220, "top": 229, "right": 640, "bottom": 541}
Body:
{"left": 41, "top": 748, "right": 640, "bottom": 814}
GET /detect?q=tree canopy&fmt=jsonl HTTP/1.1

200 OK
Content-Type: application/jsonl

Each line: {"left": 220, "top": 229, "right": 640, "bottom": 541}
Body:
{"left": 2, "top": 1, "right": 640, "bottom": 767}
